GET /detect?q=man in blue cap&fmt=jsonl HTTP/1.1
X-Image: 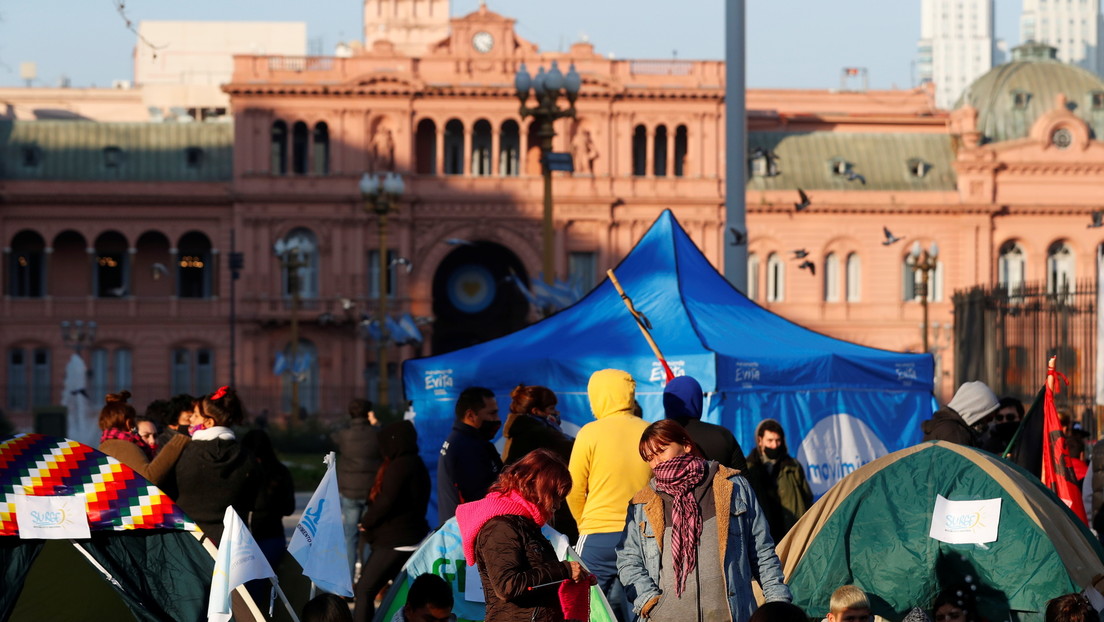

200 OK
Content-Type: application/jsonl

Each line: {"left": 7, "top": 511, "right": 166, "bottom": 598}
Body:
{"left": 663, "top": 375, "right": 747, "bottom": 471}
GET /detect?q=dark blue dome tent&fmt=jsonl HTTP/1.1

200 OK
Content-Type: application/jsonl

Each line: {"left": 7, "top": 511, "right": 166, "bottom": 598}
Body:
{"left": 403, "top": 210, "right": 933, "bottom": 521}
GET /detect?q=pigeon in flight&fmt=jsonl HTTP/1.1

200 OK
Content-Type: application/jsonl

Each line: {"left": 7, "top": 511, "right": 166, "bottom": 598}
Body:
{"left": 390, "top": 256, "right": 413, "bottom": 273}
{"left": 846, "top": 171, "right": 866, "bottom": 185}
{"left": 729, "top": 227, "right": 746, "bottom": 246}
{"left": 1089, "top": 211, "right": 1104, "bottom": 228}
{"left": 882, "top": 227, "right": 904, "bottom": 246}
{"left": 445, "top": 238, "right": 476, "bottom": 246}
{"left": 791, "top": 249, "right": 809, "bottom": 259}
{"left": 798, "top": 260, "right": 815, "bottom": 276}
{"left": 794, "top": 188, "right": 811, "bottom": 212}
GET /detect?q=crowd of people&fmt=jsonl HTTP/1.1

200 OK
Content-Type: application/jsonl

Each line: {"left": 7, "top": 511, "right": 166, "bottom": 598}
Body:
{"left": 87, "top": 370, "right": 1102, "bottom": 622}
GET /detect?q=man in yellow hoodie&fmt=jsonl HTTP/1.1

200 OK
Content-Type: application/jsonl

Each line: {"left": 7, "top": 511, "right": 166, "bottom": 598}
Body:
{"left": 568, "top": 369, "right": 653, "bottom": 621}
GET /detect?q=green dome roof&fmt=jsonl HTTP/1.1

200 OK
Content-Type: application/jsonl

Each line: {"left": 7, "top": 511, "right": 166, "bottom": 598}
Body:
{"left": 955, "top": 42, "right": 1104, "bottom": 143}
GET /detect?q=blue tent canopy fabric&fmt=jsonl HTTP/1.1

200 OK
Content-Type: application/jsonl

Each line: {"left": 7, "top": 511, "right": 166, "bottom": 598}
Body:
{"left": 404, "top": 210, "right": 934, "bottom": 520}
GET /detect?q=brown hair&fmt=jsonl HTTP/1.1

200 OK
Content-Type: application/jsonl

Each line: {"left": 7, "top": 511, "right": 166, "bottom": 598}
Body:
{"left": 1045, "top": 594, "right": 1099, "bottom": 622}
{"left": 488, "top": 449, "right": 571, "bottom": 519}
{"left": 509, "top": 384, "right": 556, "bottom": 415}
{"left": 99, "top": 390, "right": 136, "bottom": 431}
{"left": 638, "top": 419, "right": 704, "bottom": 461}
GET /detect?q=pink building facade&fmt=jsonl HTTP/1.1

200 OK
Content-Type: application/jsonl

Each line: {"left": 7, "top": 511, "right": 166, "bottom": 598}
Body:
{"left": 3, "top": 9, "right": 1103, "bottom": 428}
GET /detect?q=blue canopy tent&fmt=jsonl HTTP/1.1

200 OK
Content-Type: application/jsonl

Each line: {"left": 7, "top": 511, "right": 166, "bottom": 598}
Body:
{"left": 404, "top": 210, "right": 934, "bottom": 520}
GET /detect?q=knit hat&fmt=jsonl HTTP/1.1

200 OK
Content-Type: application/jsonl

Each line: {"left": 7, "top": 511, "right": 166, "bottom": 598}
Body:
{"left": 902, "top": 607, "right": 932, "bottom": 622}
{"left": 663, "top": 376, "right": 704, "bottom": 420}
{"left": 948, "top": 381, "right": 999, "bottom": 426}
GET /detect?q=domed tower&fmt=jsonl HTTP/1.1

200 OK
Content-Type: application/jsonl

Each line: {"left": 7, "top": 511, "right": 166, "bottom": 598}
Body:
{"left": 954, "top": 41, "right": 1104, "bottom": 144}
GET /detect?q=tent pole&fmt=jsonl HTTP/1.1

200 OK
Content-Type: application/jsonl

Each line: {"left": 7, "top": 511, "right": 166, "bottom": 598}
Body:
{"left": 71, "top": 540, "right": 129, "bottom": 594}
{"left": 607, "top": 268, "right": 674, "bottom": 381}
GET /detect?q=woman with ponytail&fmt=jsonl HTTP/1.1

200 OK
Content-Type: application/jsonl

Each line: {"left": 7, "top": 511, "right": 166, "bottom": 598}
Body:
{"left": 353, "top": 420, "right": 430, "bottom": 622}
{"left": 98, "top": 390, "right": 189, "bottom": 487}
{"left": 171, "top": 386, "right": 261, "bottom": 545}
{"left": 616, "top": 420, "right": 791, "bottom": 622}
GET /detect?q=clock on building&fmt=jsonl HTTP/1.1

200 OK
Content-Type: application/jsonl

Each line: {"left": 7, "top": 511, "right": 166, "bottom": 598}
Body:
{"left": 472, "top": 31, "right": 494, "bottom": 54}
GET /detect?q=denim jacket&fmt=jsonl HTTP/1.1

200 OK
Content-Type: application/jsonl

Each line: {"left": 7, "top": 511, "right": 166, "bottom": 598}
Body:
{"left": 615, "top": 464, "right": 792, "bottom": 622}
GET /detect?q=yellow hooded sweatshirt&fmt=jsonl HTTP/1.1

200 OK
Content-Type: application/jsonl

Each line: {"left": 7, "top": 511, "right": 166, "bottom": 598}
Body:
{"left": 567, "top": 369, "right": 653, "bottom": 534}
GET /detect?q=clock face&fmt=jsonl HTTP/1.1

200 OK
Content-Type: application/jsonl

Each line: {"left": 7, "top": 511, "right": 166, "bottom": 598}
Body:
{"left": 472, "top": 31, "right": 494, "bottom": 54}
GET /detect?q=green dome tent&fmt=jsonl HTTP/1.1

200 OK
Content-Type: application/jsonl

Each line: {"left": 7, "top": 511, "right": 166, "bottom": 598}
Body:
{"left": 775, "top": 441, "right": 1104, "bottom": 622}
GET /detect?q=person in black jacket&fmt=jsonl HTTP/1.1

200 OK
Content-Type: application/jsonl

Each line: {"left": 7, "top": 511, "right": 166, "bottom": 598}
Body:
{"left": 241, "top": 429, "right": 295, "bottom": 606}
{"left": 436, "top": 387, "right": 503, "bottom": 524}
{"left": 332, "top": 398, "right": 382, "bottom": 579}
{"left": 662, "top": 375, "right": 747, "bottom": 471}
{"left": 171, "top": 386, "right": 261, "bottom": 546}
{"left": 921, "top": 381, "right": 999, "bottom": 448}
{"left": 354, "top": 420, "right": 430, "bottom": 622}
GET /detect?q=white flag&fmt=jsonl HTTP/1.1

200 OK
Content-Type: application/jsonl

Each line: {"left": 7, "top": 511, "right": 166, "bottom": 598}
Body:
{"left": 207, "top": 506, "right": 276, "bottom": 622}
{"left": 288, "top": 452, "right": 352, "bottom": 596}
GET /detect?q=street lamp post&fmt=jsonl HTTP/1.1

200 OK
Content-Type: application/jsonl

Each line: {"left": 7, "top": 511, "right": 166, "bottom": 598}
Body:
{"left": 360, "top": 171, "right": 405, "bottom": 410}
{"left": 59, "top": 320, "right": 97, "bottom": 355}
{"left": 515, "top": 60, "right": 581, "bottom": 284}
{"left": 909, "top": 241, "right": 940, "bottom": 353}
{"left": 274, "top": 237, "right": 311, "bottom": 417}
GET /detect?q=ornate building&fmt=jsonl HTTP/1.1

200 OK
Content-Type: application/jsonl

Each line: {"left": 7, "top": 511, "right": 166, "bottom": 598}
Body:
{"left": 4, "top": 5, "right": 1104, "bottom": 429}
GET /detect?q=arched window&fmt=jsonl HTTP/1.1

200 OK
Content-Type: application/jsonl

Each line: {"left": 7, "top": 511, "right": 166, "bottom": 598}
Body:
{"left": 998, "top": 241, "right": 1026, "bottom": 297}
{"left": 846, "top": 253, "right": 861, "bottom": 302}
{"left": 632, "top": 125, "right": 647, "bottom": 176}
{"left": 281, "top": 339, "right": 319, "bottom": 415}
{"left": 747, "top": 253, "right": 760, "bottom": 301}
{"left": 654, "top": 125, "right": 668, "bottom": 177}
{"left": 8, "top": 230, "right": 46, "bottom": 298}
{"left": 1047, "top": 241, "right": 1075, "bottom": 300}
{"left": 312, "top": 122, "right": 330, "bottom": 175}
{"left": 471, "top": 120, "right": 492, "bottom": 176}
{"left": 823, "top": 252, "right": 840, "bottom": 302}
{"left": 291, "top": 121, "right": 309, "bottom": 175}
{"left": 280, "top": 228, "right": 319, "bottom": 299}
{"left": 674, "top": 125, "right": 688, "bottom": 177}
{"left": 766, "top": 253, "right": 785, "bottom": 302}
{"left": 415, "top": 119, "right": 437, "bottom": 175}
{"left": 94, "top": 231, "right": 129, "bottom": 298}
{"left": 444, "top": 119, "right": 464, "bottom": 175}
{"left": 499, "top": 120, "right": 520, "bottom": 176}
{"left": 270, "top": 120, "right": 288, "bottom": 175}
{"left": 177, "top": 231, "right": 213, "bottom": 298}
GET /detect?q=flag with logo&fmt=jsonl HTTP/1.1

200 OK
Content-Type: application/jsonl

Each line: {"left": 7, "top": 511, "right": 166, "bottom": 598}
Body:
{"left": 1041, "top": 362, "right": 1089, "bottom": 524}
{"left": 288, "top": 452, "right": 352, "bottom": 596}
{"left": 207, "top": 506, "right": 276, "bottom": 622}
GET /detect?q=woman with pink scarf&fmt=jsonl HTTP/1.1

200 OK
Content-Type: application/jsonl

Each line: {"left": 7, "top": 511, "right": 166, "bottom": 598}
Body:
{"left": 97, "top": 390, "right": 189, "bottom": 487}
{"left": 616, "top": 420, "right": 791, "bottom": 622}
{"left": 455, "top": 449, "right": 592, "bottom": 622}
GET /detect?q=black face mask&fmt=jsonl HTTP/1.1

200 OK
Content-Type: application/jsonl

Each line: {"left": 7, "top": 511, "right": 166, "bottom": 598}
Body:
{"left": 479, "top": 420, "right": 502, "bottom": 441}
{"left": 763, "top": 446, "right": 784, "bottom": 460}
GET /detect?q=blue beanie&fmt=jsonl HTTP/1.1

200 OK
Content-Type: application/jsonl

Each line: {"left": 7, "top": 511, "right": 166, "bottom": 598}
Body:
{"left": 663, "top": 376, "right": 703, "bottom": 420}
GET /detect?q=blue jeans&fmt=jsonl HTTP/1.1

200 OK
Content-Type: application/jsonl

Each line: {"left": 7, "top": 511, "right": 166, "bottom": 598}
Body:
{"left": 577, "top": 531, "right": 630, "bottom": 622}
{"left": 341, "top": 495, "right": 371, "bottom": 580}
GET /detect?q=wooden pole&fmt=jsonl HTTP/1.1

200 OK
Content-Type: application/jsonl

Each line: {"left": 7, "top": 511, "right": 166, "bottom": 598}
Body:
{"left": 607, "top": 268, "right": 674, "bottom": 382}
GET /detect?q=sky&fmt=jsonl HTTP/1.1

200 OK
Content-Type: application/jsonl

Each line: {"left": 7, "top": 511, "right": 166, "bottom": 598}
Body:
{"left": 0, "top": 0, "right": 1022, "bottom": 90}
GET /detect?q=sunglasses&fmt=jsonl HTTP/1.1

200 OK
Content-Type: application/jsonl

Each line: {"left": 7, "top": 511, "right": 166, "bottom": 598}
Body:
{"left": 992, "top": 413, "right": 1018, "bottom": 423}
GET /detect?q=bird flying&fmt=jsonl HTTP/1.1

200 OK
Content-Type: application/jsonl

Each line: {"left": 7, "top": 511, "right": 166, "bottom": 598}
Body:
{"left": 794, "top": 188, "right": 811, "bottom": 211}
{"left": 445, "top": 237, "right": 476, "bottom": 246}
{"left": 791, "top": 249, "right": 809, "bottom": 259}
{"left": 729, "top": 227, "right": 746, "bottom": 246}
{"left": 846, "top": 171, "right": 866, "bottom": 185}
{"left": 798, "top": 260, "right": 815, "bottom": 276}
{"left": 882, "top": 226, "right": 904, "bottom": 246}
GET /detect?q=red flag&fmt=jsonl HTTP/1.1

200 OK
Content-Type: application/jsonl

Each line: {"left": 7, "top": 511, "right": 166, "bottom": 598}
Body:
{"left": 1041, "top": 365, "right": 1088, "bottom": 524}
